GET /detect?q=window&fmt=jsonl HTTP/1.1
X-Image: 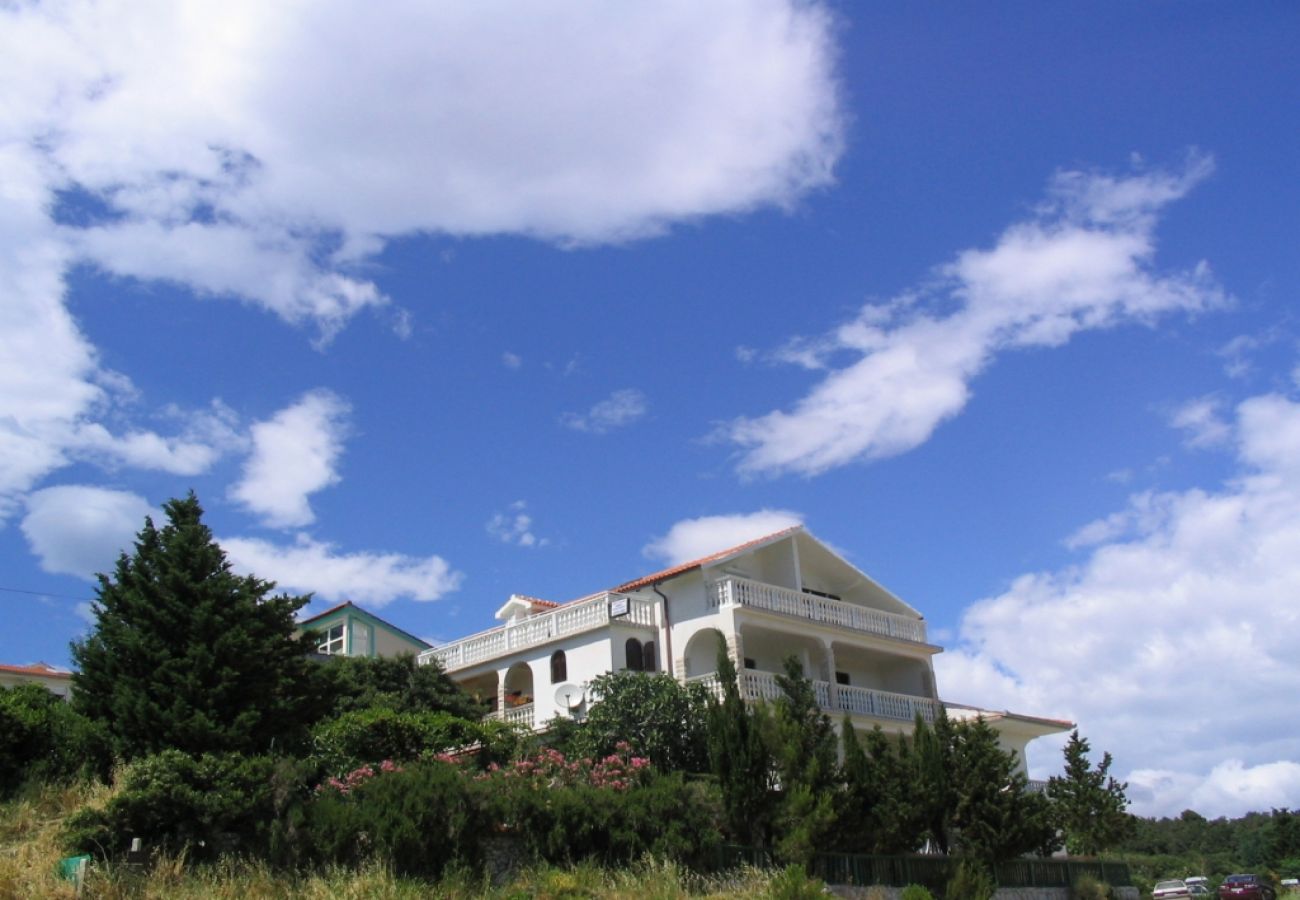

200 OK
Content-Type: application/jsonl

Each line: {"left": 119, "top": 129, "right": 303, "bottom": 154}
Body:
{"left": 318, "top": 623, "right": 345, "bottom": 655}
{"left": 550, "top": 650, "right": 567, "bottom": 683}
{"left": 642, "top": 641, "right": 656, "bottom": 673}
{"left": 743, "top": 657, "right": 756, "bottom": 670}
{"left": 835, "top": 671, "right": 850, "bottom": 686}
{"left": 625, "top": 638, "right": 644, "bottom": 672}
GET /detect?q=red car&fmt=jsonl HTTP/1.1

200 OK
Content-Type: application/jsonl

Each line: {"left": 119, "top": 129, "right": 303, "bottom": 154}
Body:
{"left": 1218, "top": 874, "right": 1276, "bottom": 900}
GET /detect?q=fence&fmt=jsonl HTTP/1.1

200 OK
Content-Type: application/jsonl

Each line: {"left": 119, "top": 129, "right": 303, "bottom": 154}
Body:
{"left": 712, "top": 847, "right": 1132, "bottom": 890}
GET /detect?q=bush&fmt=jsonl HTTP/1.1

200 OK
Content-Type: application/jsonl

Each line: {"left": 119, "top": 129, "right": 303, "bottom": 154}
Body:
{"left": 1072, "top": 873, "right": 1114, "bottom": 899}
{"left": 763, "top": 863, "right": 827, "bottom": 900}
{"left": 310, "top": 707, "right": 482, "bottom": 772}
{"left": 945, "top": 858, "right": 996, "bottom": 900}
{"left": 0, "top": 684, "right": 112, "bottom": 796}
{"left": 64, "top": 750, "right": 311, "bottom": 861}
{"left": 902, "top": 885, "right": 936, "bottom": 900}
{"left": 306, "top": 758, "right": 483, "bottom": 878}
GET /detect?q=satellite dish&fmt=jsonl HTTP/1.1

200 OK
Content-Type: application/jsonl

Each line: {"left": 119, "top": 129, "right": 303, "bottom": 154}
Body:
{"left": 554, "top": 683, "right": 585, "bottom": 710}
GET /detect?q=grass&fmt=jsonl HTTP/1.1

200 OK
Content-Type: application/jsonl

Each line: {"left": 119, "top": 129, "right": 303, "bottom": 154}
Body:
{"left": 0, "top": 782, "right": 823, "bottom": 899}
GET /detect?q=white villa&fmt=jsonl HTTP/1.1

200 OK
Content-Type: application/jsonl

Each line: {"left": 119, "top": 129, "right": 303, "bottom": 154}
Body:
{"left": 417, "top": 526, "right": 1069, "bottom": 773}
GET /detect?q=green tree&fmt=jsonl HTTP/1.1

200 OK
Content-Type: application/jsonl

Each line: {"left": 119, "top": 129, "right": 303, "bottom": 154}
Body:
{"left": 837, "top": 718, "right": 927, "bottom": 854}
{"left": 71, "top": 493, "right": 317, "bottom": 759}
{"left": 1046, "top": 729, "right": 1133, "bottom": 856}
{"left": 913, "top": 710, "right": 956, "bottom": 853}
{"left": 314, "top": 653, "right": 483, "bottom": 721}
{"left": 768, "top": 655, "right": 838, "bottom": 864}
{"left": 575, "top": 670, "right": 711, "bottom": 773}
{"left": 947, "top": 716, "right": 1058, "bottom": 863}
{"left": 706, "top": 637, "right": 775, "bottom": 847}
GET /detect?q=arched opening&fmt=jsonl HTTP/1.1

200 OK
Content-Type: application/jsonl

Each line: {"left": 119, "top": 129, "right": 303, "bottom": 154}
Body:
{"left": 625, "top": 637, "right": 644, "bottom": 672}
{"left": 550, "top": 650, "right": 567, "bottom": 684}
{"left": 642, "top": 641, "right": 656, "bottom": 673}
{"left": 459, "top": 671, "right": 500, "bottom": 713}
{"left": 503, "top": 662, "right": 534, "bottom": 709}
{"left": 683, "top": 628, "right": 726, "bottom": 678}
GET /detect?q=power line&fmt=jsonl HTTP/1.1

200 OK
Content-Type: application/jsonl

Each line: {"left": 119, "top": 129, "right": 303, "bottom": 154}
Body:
{"left": 0, "top": 585, "right": 95, "bottom": 603}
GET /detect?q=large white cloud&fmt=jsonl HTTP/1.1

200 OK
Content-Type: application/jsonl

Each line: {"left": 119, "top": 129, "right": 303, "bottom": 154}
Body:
{"left": 229, "top": 390, "right": 350, "bottom": 529}
{"left": 222, "top": 533, "right": 463, "bottom": 606}
{"left": 21, "top": 485, "right": 155, "bottom": 580}
{"left": 936, "top": 387, "right": 1300, "bottom": 818}
{"left": 644, "top": 509, "right": 804, "bottom": 566}
{"left": 726, "top": 156, "right": 1227, "bottom": 477}
{"left": 0, "top": 0, "right": 842, "bottom": 521}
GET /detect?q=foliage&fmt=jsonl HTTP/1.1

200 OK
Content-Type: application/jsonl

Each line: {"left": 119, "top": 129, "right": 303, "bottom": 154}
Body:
{"left": 306, "top": 758, "right": 484, "bottom": 879}
{"left": 312, "top": 652, "right": 484, "bottom": 721}
{"left": 762, "top": 863, "right": 826, "bottom": 900}
{"left": 764, "top": 656, "right": 837, "bottom": 864}
{"left": 912, "top": 710, "right": 956, "bottom": 853}
{"left": 901, "top": 885, "right": 936, "bottom": 900}
{"left": 0, "top": 684, "right": 111, "bottom": 797}
{"left": 309, "top": 706, "right": 482, "bottom": 773}
{"left": 1071, "top": 873, "right": 1114, "bottom": 900}
{"left": 706, "top": 637, "right": 776, "bottom": 847}
{"left": 1047, "top": 729, "right": 1134, "bottom": 856}
{"left": 837, "top": 718, "right": 927, "bottom": 855}
{"left": 944, "top": 858, "right": 996, "bottom": 900}
{"left": 64, "top": 750, "right": 312, "bottom": 862}
{"left": 945, "top": 715, "right": 1058, "bottom": 863}
{"left": 576, "top": 670, "right": 712, "bottom": 773}
{"left": 72, "top": 494, "right": 318, "bottom": 759}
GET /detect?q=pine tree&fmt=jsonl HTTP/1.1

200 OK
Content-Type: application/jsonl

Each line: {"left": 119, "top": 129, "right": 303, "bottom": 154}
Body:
{"left": 706, "top": 636, "right": 775, "bottom": 847}
{"left": 769, "top": 654, "right": 838, "bottom": 863}
{"left": 72, "top": 493, "right": 317, "bottom": 759}
{"left": 1047, "top": 729, "right": 1133, "bottom": 856}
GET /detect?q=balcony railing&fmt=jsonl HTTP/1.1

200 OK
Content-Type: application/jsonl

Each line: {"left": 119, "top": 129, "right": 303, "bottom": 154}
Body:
{"left": 420, "top": 593, "right": 656, "bottom": 673}
{"left": 492, "top": 703, "right": 535, "bottom": 730}
{"left": 708, "top": 577, "right": 927, "bottom": 644}
{"left": 687, "top": 670, "right": 940, "bottom": 724}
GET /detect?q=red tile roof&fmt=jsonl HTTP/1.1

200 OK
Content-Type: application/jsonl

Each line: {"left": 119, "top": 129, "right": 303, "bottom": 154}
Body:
{"left": 0, "top": 662, "right": 72, "bottom": 679}
{"left": 611, "top": 525, "right": 804, "bottom": 594}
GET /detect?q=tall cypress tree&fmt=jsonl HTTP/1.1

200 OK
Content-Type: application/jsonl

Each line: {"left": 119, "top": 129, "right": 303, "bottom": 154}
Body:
{"left": 1047, "top": 729, "right": 1133, "bottom": 856}
{"left": 706, "top": 637, "right": 775, "bottom": 847}
{"left": 72, "top": 493, "right": 317, "bottom": 759}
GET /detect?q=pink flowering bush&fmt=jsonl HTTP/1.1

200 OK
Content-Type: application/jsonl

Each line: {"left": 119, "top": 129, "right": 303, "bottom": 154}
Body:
{"left": 315, "top": 759, "right": 403, "bottom": 795}
{"left": 479, "top": 741, "right": 651, "bottom": 793}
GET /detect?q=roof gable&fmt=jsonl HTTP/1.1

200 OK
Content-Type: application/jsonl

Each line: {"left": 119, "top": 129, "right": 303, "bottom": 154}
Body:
{"left": 298, "top": 601, "right": 432, "bottom": 649}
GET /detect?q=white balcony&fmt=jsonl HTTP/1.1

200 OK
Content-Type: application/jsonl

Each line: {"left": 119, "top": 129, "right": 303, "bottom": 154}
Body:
{"left": 708, "top": 577, "right": 927, "bottom": 644}
{"left": 420, "top": 592, "right": 656, "bottom": 673}
{"left": 687, "top": 670, "right": 940, "bottom": 724}
{"left": 491, "top": 703, "right": 535, "bottom": 730}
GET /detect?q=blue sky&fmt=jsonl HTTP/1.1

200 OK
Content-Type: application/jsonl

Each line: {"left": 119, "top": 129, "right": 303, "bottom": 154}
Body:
{"left": 2, "top": 2, "right": 1298, "bottom": 817}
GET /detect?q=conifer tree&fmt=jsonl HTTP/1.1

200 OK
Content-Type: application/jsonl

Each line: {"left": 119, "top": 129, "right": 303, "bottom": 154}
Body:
{"left": 72, "top": 494, "right": 317, "bottom": 759}
{"left": 706, "top": 636, "right": 775, "bottom": 847}
{"left": 768, "top": 654, "right": 838, "bottom": 863}
{"left": 1047, "top": 729, "right": 1133, "bottom": 856}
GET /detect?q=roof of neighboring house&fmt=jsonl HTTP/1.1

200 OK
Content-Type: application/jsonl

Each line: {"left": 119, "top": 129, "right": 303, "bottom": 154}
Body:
{"left": 0, "top": 662, "right": 73, "bottom": 680}
{"left": 297, "top": 601, "right": 432, "bottom": 650}
{"left": 944, "top": 701, "right": 1074, "bottom": 733}
{"left": 611, "top": 525, "right": 805, "bottom": 594}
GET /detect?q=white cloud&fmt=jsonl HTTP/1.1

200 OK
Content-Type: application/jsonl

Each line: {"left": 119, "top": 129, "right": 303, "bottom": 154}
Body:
{"left": 502, "top": 352, "right": 522, "bottom": 370}
{"left": 222, "top": 533, "right": 463, "bottom": 607}
{"left": 936, "top": 386, "right": 1300, "bottom": 818}
{"left": 1170, "top": 395, "right": 1231, "bottom": 448}
{"left": 644, "top": 509, "right": 804, "bottom": 566}
{"left": 487, "top": 500, "right": 548, "bottom": 548}
{"left": 229, "top": 390, "right": 350, "bottom": 529}
{"left": 726, "top": 156, "right": 1228, "bottom": 478}
{"left": 21, "top": 485, "right": 154, "bottom": 580}
{"left": 562, "top": 389, "right": 648, "bottom": 434}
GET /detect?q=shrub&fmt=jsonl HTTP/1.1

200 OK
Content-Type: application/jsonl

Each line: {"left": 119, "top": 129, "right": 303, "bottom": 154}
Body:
{"left": 306, "top": 757, "right": 483, "bottom": 878}
{"left": 902, "top": 885, "right": 937, "bottom": 900}
{"left": 310, "top": 706, "right": 482, "bottom": 773}
{"left": 1072, "top": 873, "right": 1114, "bottom": 899}
{"left": 64, "top": 750, "right": 310, "bottom": 862}
{"left": 945, "top": 858, "right": 996, "bottom": 900}
{"left": 763, "top": 863, "right": 827, "bottom": 900}
{"left": 0, "top": 684, "right": 112, "bottom": 796}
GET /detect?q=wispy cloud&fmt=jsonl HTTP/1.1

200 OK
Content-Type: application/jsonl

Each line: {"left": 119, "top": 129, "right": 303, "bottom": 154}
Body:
{"left": 222, "top": 533, "right": 462, "bottom": 606}
{"left": 938, "top": 385, "right": 1300, "bottom": 817}
{"left": 725, "top": 155, "right": 1227, "bottom": 478}
{"left": 487, "top": 500, "right": 549, "bottom": 548}
{"left": 229, "top": 390, "right": 350, "bottom": 528}
{"left": 562, "top": 389, "right": 648, "bottom": 434}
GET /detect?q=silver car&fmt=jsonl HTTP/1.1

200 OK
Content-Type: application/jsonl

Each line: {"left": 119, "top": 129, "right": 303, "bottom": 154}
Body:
{"left": 1153, "top": 881, "right": 1191, "bottom": 900}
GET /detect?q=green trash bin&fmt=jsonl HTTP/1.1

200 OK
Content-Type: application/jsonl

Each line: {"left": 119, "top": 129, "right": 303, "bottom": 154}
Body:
{"left": 57, "top": 854, "right": 90, "bottom": 887}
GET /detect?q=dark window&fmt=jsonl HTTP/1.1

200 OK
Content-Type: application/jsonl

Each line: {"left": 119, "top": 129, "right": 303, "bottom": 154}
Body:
{"left": 625, "top": 638, "right": 644, "bottom": 672}
{"left": 743, "top": 657, "right": 756, "bottom": 670}
{"left": 802, "top": 587, "right": 842, "bottom": 601}
{"left": 642, "top": 641, "right": 656, "bottom": 672}
{"left": 550, "top": 650, "right": 567, "bottom": 683}
{"left": 835, "top": 671, "right": 850, "bottom": 685}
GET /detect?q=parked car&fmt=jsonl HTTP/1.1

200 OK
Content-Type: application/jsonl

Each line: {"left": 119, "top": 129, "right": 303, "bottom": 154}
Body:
{"left": 1219, "top": 874, "right": 1276, "bottom": 900}
{"left": 1154, "top": 881, "right": 1191, "bottom": 899}
{"left": 1189, "top": 886, "right": 1211, "bottom": 897}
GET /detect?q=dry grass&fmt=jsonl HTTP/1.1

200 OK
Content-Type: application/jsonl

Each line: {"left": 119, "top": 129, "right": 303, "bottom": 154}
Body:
{"left": 0, "top": 784, "right": 811, "bottom": 899}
